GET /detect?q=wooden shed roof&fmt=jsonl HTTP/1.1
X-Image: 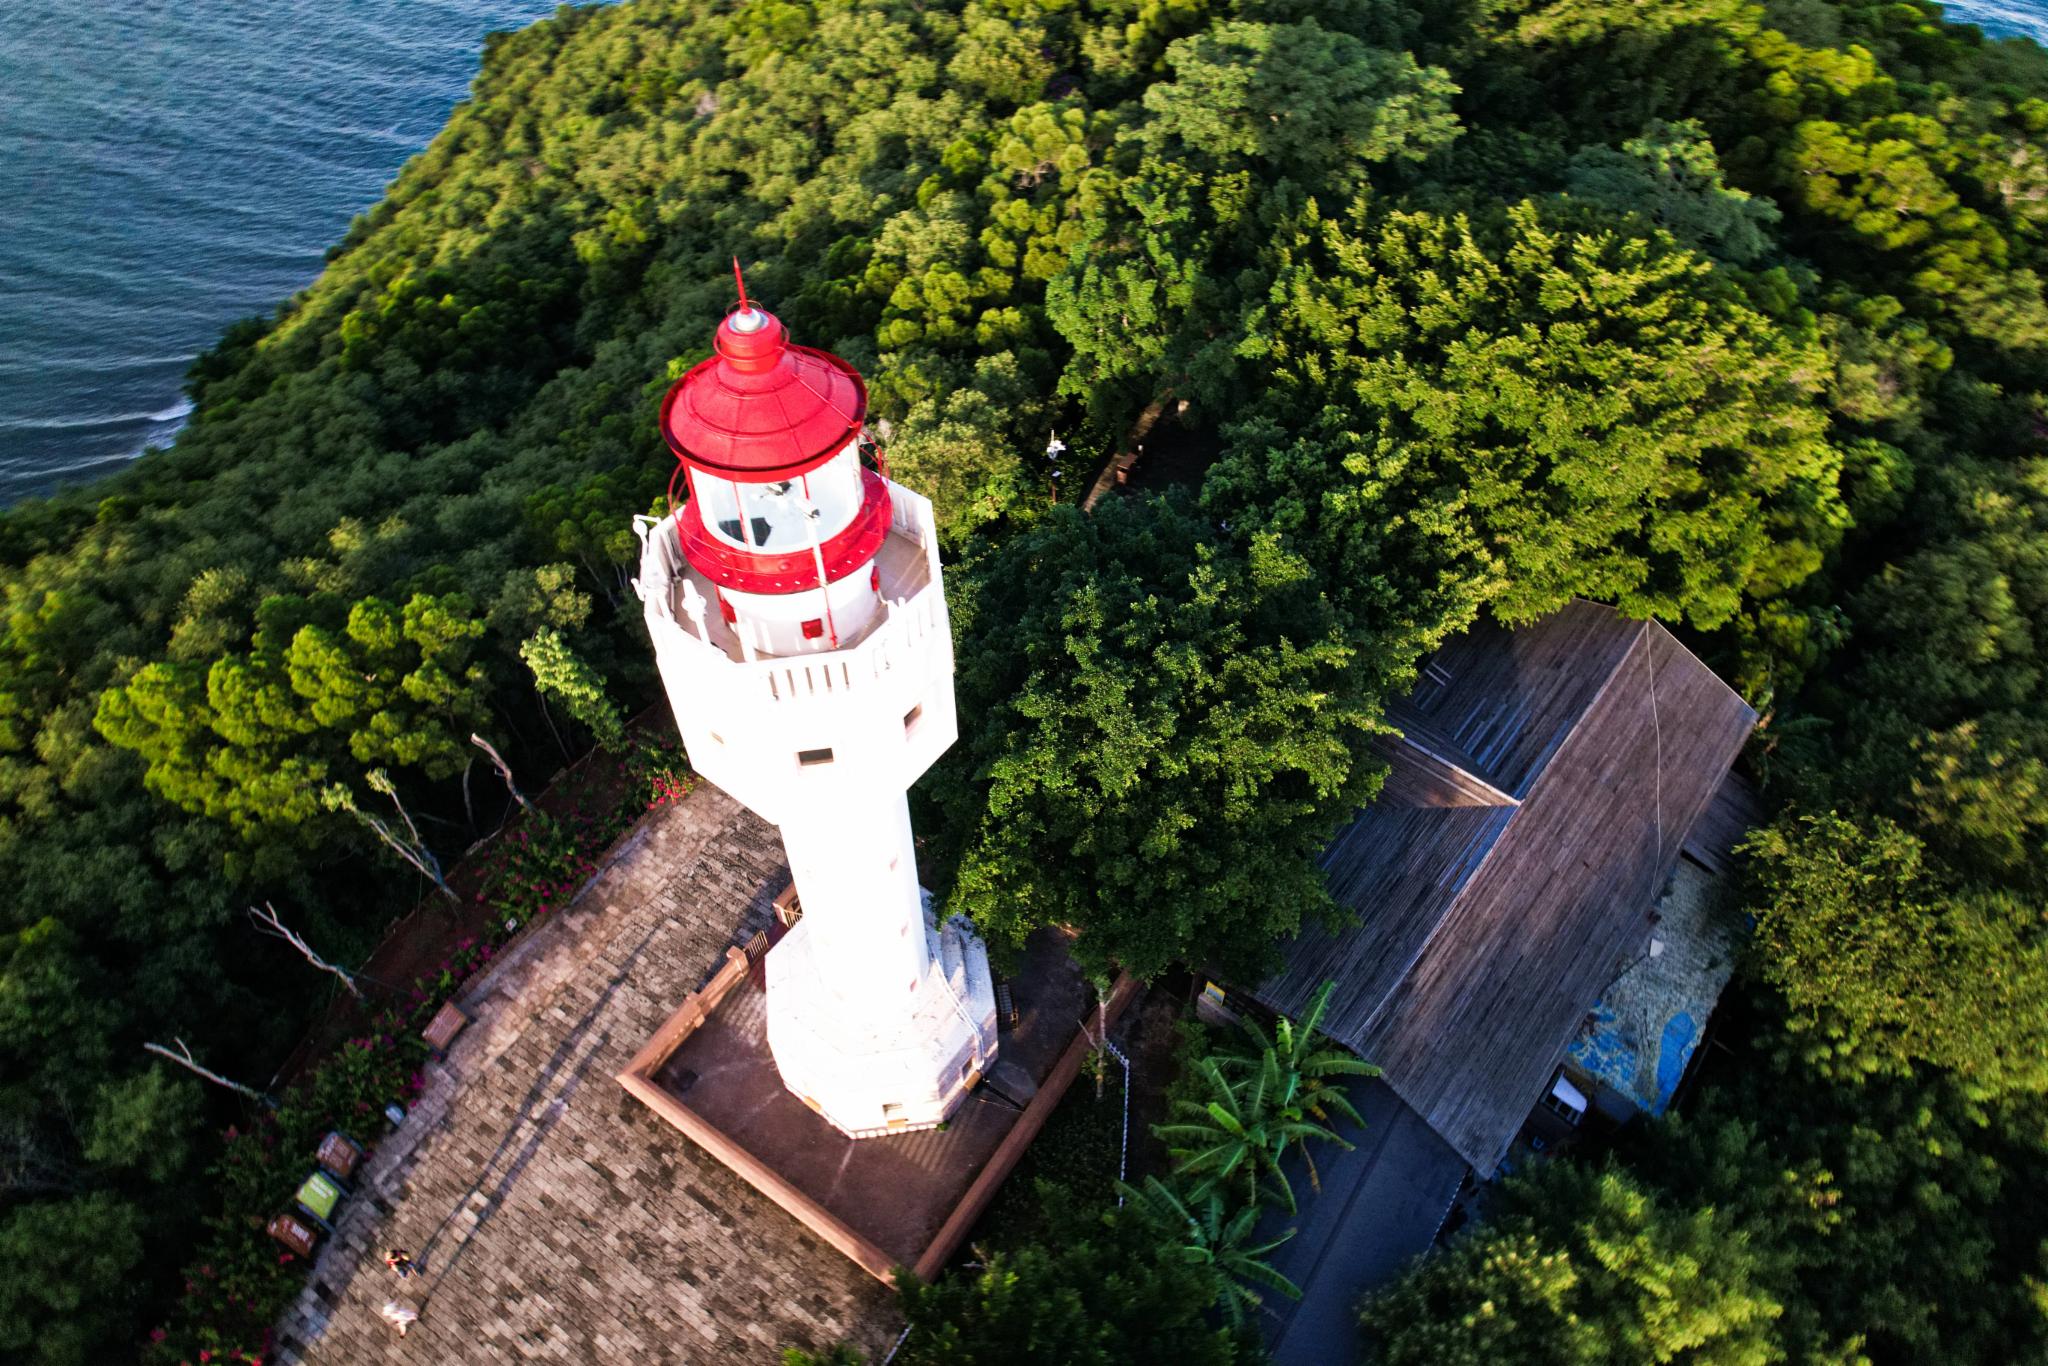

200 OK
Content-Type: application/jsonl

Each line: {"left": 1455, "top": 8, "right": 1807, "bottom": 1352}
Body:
{"left": 1252, "top": 600, "right": 1756, "bottom": 1175}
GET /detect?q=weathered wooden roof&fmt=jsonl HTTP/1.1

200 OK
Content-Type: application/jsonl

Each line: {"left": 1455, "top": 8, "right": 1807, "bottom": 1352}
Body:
{"left": 1253, "top": 600, "right": 1756, "bottom": 1175}
{"left": 1682, "top": 769, "right": 1761, "bottom": 877}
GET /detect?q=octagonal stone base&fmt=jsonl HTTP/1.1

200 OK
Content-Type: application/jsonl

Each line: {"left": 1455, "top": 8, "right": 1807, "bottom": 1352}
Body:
{"left": 764, "top": 900, "right": 997, "bottom": 1138}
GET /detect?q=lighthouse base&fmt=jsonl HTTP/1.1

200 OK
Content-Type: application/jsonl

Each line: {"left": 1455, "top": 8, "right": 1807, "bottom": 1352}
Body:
{"left": 622, "top": 923, "right": 1127, "bottom": 1284}
{"left": 764, "top": 899, "right": 998, "bottom": 1138}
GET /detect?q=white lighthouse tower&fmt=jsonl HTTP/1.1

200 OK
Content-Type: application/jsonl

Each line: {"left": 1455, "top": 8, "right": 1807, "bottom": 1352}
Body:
{"left": 632, "top": 276, "right": 997, "bottom": 1137}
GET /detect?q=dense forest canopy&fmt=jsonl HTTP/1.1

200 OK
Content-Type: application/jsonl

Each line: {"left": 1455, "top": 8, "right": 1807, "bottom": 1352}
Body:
{"left": 4, "top": 0, "right": 2048, "bottom": 1359}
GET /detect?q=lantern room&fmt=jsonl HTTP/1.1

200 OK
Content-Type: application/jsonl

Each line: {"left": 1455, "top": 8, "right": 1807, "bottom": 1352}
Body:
{"left": 660, "top": 292, "right": 893, "bottom": 657}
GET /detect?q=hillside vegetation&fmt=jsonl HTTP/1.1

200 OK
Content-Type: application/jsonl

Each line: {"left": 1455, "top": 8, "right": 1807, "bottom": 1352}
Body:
{"left": 3, "top": 0, "right": 2047, "bottom": 1360}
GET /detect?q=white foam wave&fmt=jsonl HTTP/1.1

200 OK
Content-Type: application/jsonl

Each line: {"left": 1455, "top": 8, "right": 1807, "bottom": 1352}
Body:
{"left": 5, "top": 397, "right": 192, "bottom": 432}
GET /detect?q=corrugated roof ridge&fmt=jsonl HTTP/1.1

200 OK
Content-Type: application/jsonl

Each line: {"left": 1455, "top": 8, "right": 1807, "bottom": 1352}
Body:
{"left": 1300, "top": 607, "right": 1643, "bottom": 1056}
{"left": 1382, "top": 707, "right": 1522, "bottom": 809}
{"left": 1356, "top": 609, "right": 1648, "bottom": 1171}
{"left": 1456, "top": 615, "right": 1752, "bottom": 1174}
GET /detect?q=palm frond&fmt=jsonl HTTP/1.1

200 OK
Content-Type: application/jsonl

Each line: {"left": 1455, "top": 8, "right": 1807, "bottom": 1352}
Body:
{"left": 1297, "top": 979, "right": 1339, "bottom": 1038}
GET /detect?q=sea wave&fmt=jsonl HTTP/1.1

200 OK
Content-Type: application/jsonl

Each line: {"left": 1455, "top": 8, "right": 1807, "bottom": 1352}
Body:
{"left": 2, "top": 398, "right": 193, "bottom": 433}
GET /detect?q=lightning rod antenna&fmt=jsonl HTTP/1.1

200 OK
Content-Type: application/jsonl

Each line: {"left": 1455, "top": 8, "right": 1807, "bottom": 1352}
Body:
{"left": 733, "top": 255, "right": 750, "bottom": 311}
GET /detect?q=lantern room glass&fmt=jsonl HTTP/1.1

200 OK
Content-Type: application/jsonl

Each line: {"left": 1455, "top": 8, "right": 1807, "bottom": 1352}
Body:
{"left": 691, "top": 444, "right": 863, "bottom": 553}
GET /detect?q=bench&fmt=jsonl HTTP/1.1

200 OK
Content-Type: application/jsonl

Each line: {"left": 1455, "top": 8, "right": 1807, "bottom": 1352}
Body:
{"left": 294, "top": 1171, "right": 347, "bottom": 1234}
{"left": 316, "top": 1130, "right": 363, "bottom": 1183}
{"left": 267, "top": 1213, "right": 319, "bottom": 1257}
{"left": 421, "top": 1000, "right": 470, "bottom": 1059}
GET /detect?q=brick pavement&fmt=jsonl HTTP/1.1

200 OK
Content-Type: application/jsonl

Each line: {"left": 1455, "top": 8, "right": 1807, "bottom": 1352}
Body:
{"left": 276, "top": 785, "right": 898, "bottom": 1364}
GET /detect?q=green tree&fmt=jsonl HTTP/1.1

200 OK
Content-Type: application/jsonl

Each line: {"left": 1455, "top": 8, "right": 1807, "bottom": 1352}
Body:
{"left": 524, "top": 472, "right": 646, "bottom": 607}
{"left": 783, "top": 1347, "right": 866, "bottom": 1366}
{"left": 1565, "top": 120, "right": 1782, "bottom": 264}
{"left": 1832, "top": 458, "right": 2048, "bottom": 883}
{"left": 1141, "top": 20, "right": 1460, "bottom": 186}
{"left": 81, "top": 1067, "right": 202, "bottom": 1184}
{"left": 285, "top": 592, "right": 489, "bottom": 777}
{"left": 0, "top": 1192, "right": 145, "bottom": 1366}
{"left": 886, "top": 353, "right": 1044, "bottom": 538}
{"left": 1615, "top": 1084, "right": 2039, "bottom": 1362}
{"left": 94, "top": 591, "right": 489, "bottom": 844}
{"left": 1213, "top": 198, "right": 1847, "bottom": 631}
{"left": 1742, "top": 811, "right": 2048, "bottom": 1095}
{"left": 1361, "top": 1163, "right": 1785, "bottom": 1366}
{"left": 520, "top": 626, "right": 626, "bottom": 753}
{"left": 1365, "top": 1229, "right": 1592, "bottom": 1365}
{"left": 891, "top": 1205, "right": 1258, "bottom": 1365}
{"left": 947, "top": 5, "right": 1055, "bottom": 107}
{"left": 930, "top": 495, "right": 1392, "bottom": 981}
{"left": 1774, "top": 114, "right": 2048, "bottom": 348}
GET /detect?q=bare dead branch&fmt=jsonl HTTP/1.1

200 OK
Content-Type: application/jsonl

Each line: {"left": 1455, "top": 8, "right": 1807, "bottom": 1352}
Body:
{"left": 143, "top": 1039, "right": 272, "bottom": 1107}
{"left": 470, "top": 733, "right": 532, "bottom": 812}
{"left": 247, "top": 901, "right": 362, "bottom": 998}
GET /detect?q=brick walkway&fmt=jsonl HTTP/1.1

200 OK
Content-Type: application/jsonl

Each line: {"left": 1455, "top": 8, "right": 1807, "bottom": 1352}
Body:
{"left": 276, "top": 785, "right": 897, "bottom": 1364}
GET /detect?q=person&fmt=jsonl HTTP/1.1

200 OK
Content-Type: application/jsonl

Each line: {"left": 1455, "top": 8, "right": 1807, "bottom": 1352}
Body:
{"left": 379, "top": 1299, "right": 420, "bottom": 1337}
{"left": 385, "top": 1248, "right": 419, "bottom": 1279}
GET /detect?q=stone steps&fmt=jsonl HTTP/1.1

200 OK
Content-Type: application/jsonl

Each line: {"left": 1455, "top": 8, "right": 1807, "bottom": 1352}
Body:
{"left": 950, "top": 916, "right": 995, "bottom": 1029}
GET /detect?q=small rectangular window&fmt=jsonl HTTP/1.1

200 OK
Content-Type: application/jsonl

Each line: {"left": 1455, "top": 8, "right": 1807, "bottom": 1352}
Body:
{"left": 801, "top": 617, "right": 825, "bottom": 639}
{"left": 798, "top": 747, "right": 835, "bottom": 767}
{"left": 903, "top": 703, "right": 924, "bottom": 736}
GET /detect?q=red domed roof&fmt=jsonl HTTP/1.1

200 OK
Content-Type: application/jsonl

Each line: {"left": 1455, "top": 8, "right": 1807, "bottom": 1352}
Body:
{"left": 660, "top": 304, "right": 867, "bottom": 482}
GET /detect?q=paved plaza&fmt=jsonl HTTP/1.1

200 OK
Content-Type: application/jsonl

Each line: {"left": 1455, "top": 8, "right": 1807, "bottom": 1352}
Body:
{"left": 275, "top": 785, "right": 897, "bottom": 1363}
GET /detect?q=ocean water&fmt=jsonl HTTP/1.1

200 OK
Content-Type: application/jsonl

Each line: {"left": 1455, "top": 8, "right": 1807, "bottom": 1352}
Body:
{"left": 1, "top": 1, "right": 2043, "bottom": 507}
{"left": 1945, "top": 0, "right": 2048, "bottom": 44}
{"left": 0, "top": 0, "right": 572, "bottom": 505}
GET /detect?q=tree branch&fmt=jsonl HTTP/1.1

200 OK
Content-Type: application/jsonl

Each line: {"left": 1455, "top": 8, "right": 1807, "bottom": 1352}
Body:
{"left": 143, "top": 1039, "right": 273, "bottom": 1107}
{"left": 470, "top": 733, "right": 532, "bottom": 812}
{"left": 246, "top": 901, "right": 362, "bottom": 998}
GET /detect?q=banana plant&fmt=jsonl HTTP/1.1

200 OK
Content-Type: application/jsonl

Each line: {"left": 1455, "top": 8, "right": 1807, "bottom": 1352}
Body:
{"left": 1156, "top": 1051, "right": 1338, "bottom": 1215}
{"left": 1117, "top": 1174, "right": 1302, "bottom": 1327}
{"left": 1218, "top": 979, "right": 1380, "bottom": 1193}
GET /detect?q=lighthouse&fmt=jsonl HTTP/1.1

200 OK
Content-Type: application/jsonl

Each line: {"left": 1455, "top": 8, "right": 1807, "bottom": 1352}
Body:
{"left": 632, "top": 277, "right": 997, "bottom": 1138}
